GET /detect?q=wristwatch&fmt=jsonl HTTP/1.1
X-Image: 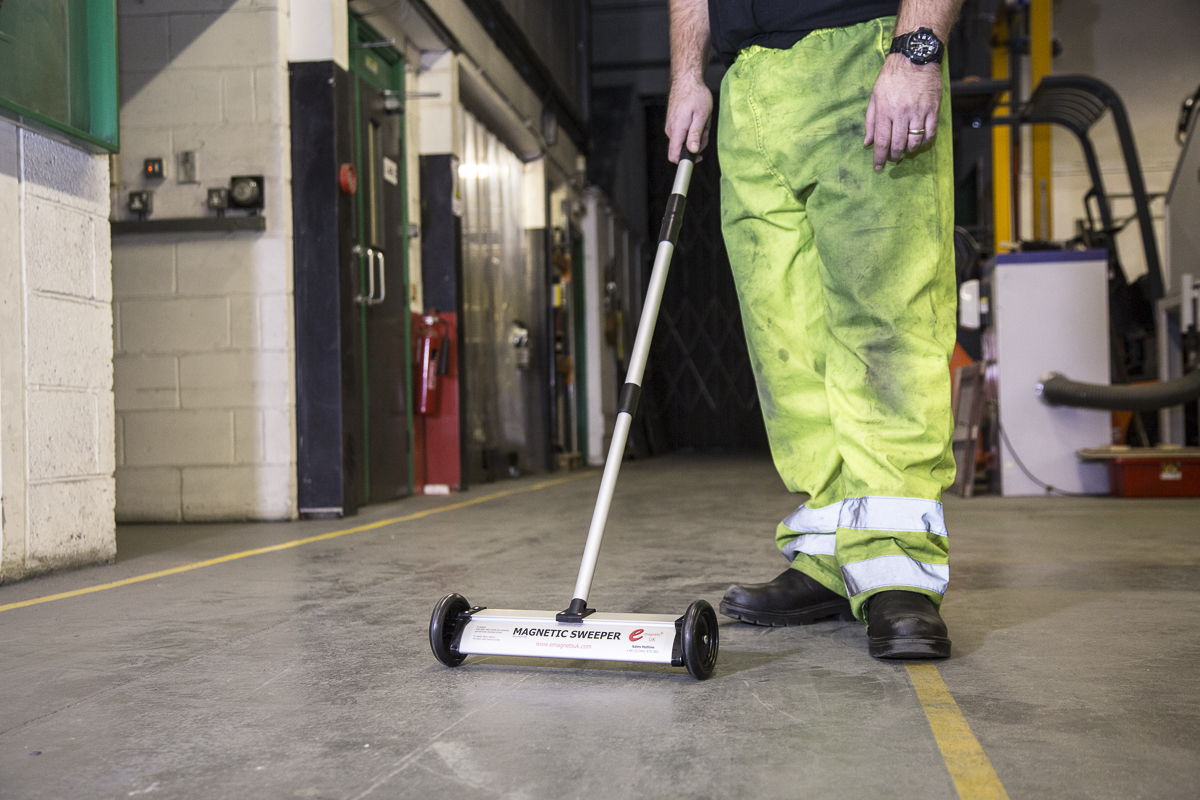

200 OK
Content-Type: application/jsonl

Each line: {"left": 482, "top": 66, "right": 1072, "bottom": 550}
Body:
{"left": 889, "top": 27, "right": 945, "bottom": 65}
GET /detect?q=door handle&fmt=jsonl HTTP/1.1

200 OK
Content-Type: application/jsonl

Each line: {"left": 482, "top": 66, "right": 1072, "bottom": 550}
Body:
{"left": 366, "top": 247, "right": 377, "bottom": 303}
{"left": 354, "top": 245, "right": 375, "bottom": 305}
{"left": 353, "top": 247, "right": 386, "bottom": 306}
{"left": 374, "top": 250, "right": 386, "bottom": 305}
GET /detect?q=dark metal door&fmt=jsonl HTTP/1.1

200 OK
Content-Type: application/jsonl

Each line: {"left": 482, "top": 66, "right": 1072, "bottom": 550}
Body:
{"left": 291, "top": 61, "right": 363, "bottom": 518}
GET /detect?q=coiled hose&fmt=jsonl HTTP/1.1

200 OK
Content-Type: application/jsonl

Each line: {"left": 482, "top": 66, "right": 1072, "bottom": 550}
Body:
{"left": 1037, "top": 369, "right": 1200, "bottom": 411}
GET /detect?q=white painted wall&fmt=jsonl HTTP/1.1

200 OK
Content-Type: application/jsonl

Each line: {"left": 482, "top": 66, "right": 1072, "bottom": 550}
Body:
{"left": 0, "top": 122, "right": 116, "bottom": 581}
{"left": 289, "top": 0, "right": 350, "bottom": 70}
{"left": 1034, "top": 0, "right": 1200, "bottom": 281}
{"left": 113, "top": 0, "right": 296, "bottom": 521}
{"left": 416, "top": 51, "right": 462, "bottom": 158}
{"left": 580, "top": 189, "right": 618, "bottom": 466}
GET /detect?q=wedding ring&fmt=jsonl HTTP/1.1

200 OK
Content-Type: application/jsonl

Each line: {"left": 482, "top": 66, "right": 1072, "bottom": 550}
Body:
{"left": 908, "top": 128, "right": 925, "bottom": 135}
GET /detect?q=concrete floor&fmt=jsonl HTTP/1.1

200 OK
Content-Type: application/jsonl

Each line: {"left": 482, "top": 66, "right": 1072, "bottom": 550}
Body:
{"left": 1, "top": 454, "right": 1198, "bottom": 799}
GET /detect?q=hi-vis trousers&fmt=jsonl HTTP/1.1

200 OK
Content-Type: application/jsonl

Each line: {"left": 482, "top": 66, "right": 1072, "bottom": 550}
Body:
{"left": 717, "top": 16, "right": 957, "bottom": 621}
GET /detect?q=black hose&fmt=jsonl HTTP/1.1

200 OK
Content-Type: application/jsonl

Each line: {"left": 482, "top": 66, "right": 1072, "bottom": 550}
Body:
{"left": 1037, "top": 369, "right": 1200, "bottom": 411}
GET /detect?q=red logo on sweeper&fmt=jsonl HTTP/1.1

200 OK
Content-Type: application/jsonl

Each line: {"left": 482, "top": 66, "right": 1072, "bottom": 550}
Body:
{"left": 629, "top": 629, "right": 644, "bottom": 642}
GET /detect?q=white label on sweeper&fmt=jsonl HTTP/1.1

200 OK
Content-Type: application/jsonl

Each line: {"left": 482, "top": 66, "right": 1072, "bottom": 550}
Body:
{"left": 456, "top": 610, "right": 680, "bottom": 664}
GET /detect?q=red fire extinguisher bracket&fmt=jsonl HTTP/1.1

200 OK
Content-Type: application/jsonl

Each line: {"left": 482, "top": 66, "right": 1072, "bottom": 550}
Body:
{"left": 415, "top": 309, "right": 451, "bottom": 416}
{"left": 412, "top": 308, "right": 462, "bottom": 492}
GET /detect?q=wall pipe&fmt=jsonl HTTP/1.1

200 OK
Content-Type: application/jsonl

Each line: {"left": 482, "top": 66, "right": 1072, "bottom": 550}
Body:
{"left": 1037, "top": 369, "right": 1200, "bottom": 412}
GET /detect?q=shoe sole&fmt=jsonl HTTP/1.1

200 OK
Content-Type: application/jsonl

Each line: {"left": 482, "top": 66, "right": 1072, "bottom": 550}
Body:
{"left": 719, "top": 598, "right": 855, "bottom": 627}
{"left": 868, "top": 636, "right": 951, "bottom": 659}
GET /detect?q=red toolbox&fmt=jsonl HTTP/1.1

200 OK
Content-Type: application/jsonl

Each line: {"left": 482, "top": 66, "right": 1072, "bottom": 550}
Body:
{"left": 1079, "top": 447, "right": 1200, "bottom": 498}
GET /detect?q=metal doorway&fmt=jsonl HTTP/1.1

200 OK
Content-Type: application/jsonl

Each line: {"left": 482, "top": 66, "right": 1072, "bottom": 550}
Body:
{"left": 457, "top": 111, "right": 551, "bottom": 483}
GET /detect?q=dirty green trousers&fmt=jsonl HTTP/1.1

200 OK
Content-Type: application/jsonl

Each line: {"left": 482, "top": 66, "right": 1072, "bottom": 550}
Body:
{"left": 717, "top": 16, "right": 956, "bottom": 620}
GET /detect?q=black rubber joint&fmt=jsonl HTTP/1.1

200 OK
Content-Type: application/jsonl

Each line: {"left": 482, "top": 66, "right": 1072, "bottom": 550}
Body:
{"left": 658, "top": 194, "right": 686, "bottom": 245}
{"left": 618, "top": 383, "right": 641, "bottom": 416}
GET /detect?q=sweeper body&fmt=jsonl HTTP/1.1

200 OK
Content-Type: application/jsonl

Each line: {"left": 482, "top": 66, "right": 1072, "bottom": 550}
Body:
{"left": 429, "top": 159, "right": 719, "bottom": 679}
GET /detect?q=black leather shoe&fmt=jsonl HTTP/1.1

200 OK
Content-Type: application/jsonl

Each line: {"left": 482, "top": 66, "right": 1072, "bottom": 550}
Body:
{"left": 866, "top": 590, "right": 951, "bottom": 659}
{"left": 719, "top": 568, "right": 853, "bottom": 627}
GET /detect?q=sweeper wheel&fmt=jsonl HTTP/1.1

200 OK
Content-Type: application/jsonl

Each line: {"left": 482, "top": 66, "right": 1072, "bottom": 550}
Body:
{"left": 681, "top": 599, "right": 719, "bottom": 680}
{"left": 430, "top": 593, "right": 471, "bottom": 667}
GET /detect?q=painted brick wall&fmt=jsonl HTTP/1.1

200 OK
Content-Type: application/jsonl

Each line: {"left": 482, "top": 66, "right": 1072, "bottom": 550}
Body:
{"left": 0, "top": 122, "right": 116, "bottom": 582}
{"left": 112, "top": 0, "right": 296, "bottom": 521}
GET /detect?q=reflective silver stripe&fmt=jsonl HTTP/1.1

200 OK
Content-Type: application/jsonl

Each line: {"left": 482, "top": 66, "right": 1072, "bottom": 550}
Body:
{"left": 781, "top": 533, "right": 837, "bottom": 560}
{"left": 838, "top": 497, "right": 948, "bottom": 537}
{"left": 781, "top": 502, "right": 842, "bottom": 534}
{"left": 780, "top": 503, "right": 841, "bottom": 561}
{"left": 840, "top": 555, "right": 949, "bottom": 597}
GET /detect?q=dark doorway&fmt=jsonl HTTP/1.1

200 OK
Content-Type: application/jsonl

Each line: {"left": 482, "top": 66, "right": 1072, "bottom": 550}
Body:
{"left": 642, "top": 100, "right": 768, "bottom": 453}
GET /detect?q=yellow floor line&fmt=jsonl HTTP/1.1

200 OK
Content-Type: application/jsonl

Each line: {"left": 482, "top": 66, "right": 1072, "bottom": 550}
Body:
{"left": 0, "top": 472, "right": 596, "bottom": 615}
{"left": 906, "top": 663, "right": 1011, "bottom": 800}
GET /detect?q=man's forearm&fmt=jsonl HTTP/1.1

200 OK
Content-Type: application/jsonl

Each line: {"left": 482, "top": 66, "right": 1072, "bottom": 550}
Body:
{"left": 665, "top": 0, "right": 714, "bottom": 160}
{"left": 669, "top": 0, "right": 710, "bottom": 86}
{"left": 893, "top": 0, "right": 964, "bottom": 42}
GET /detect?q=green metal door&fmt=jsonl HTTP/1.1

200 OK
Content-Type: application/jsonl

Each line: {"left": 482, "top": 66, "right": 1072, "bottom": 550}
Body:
{"left": 349, "top": 16, "right": 413, "bottom": 504}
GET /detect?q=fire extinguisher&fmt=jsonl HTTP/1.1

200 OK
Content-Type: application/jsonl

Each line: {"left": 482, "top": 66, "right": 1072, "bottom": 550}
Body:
{"left": 415, "top": 309, "right": 451, "bottom": 415}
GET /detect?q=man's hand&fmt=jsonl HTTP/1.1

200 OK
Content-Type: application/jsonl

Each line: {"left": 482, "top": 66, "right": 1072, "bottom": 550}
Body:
{"left": 864, "top": 54, "right": 942, "bottom": 171}
{"left": 666, "top": 0, "right": 712, "bottom": 163}
{"left": 666, "top": 78, "right": 713, "bottom": 163}
{"left": 865, "top": 0, "right": 962, "bottom": 170}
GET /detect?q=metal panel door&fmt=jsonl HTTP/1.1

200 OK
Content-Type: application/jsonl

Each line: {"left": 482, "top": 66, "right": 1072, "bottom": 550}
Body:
{"left": 352, "top": 57, "right": 412, "bottom": 505}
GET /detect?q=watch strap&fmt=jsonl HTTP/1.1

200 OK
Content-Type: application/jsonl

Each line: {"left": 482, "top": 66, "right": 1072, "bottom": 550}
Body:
{"left": 888, "top": 28, "right": 944, "bottom": 65}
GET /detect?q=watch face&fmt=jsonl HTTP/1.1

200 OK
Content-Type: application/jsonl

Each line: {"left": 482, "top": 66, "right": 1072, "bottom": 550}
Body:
{"left": 908, "top": 31, "right": 940, "bottom": 62}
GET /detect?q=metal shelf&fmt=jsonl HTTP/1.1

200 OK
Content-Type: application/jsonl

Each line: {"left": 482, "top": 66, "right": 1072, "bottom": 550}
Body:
{"left": 110, "top": 216, "right": 266, "bottom": 235}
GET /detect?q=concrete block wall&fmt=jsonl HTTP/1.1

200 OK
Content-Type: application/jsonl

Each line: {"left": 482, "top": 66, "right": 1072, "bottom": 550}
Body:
{"left": 0, "top": 122, "right": 116, "bottom": 581}
{"left": 113, "top": 0, "right": 296, "bottom": 521}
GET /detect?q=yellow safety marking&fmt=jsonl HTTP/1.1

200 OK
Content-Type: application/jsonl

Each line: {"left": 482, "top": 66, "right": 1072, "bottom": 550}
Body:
{"left": 907, "top": 664, "right": 1011, "bottom": 800}
{"left": 0, "top": 472, "right": 596, "bottom": 615}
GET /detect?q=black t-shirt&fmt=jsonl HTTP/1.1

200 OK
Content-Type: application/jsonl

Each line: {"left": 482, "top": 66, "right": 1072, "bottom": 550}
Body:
{"left": 708, "top": 0, "right": 900, "bottom": 65}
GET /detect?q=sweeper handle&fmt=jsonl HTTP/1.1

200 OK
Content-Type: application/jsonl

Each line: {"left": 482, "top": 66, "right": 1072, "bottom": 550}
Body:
{"left": 560, "top": 157, "right": 694, "bottom": 620}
